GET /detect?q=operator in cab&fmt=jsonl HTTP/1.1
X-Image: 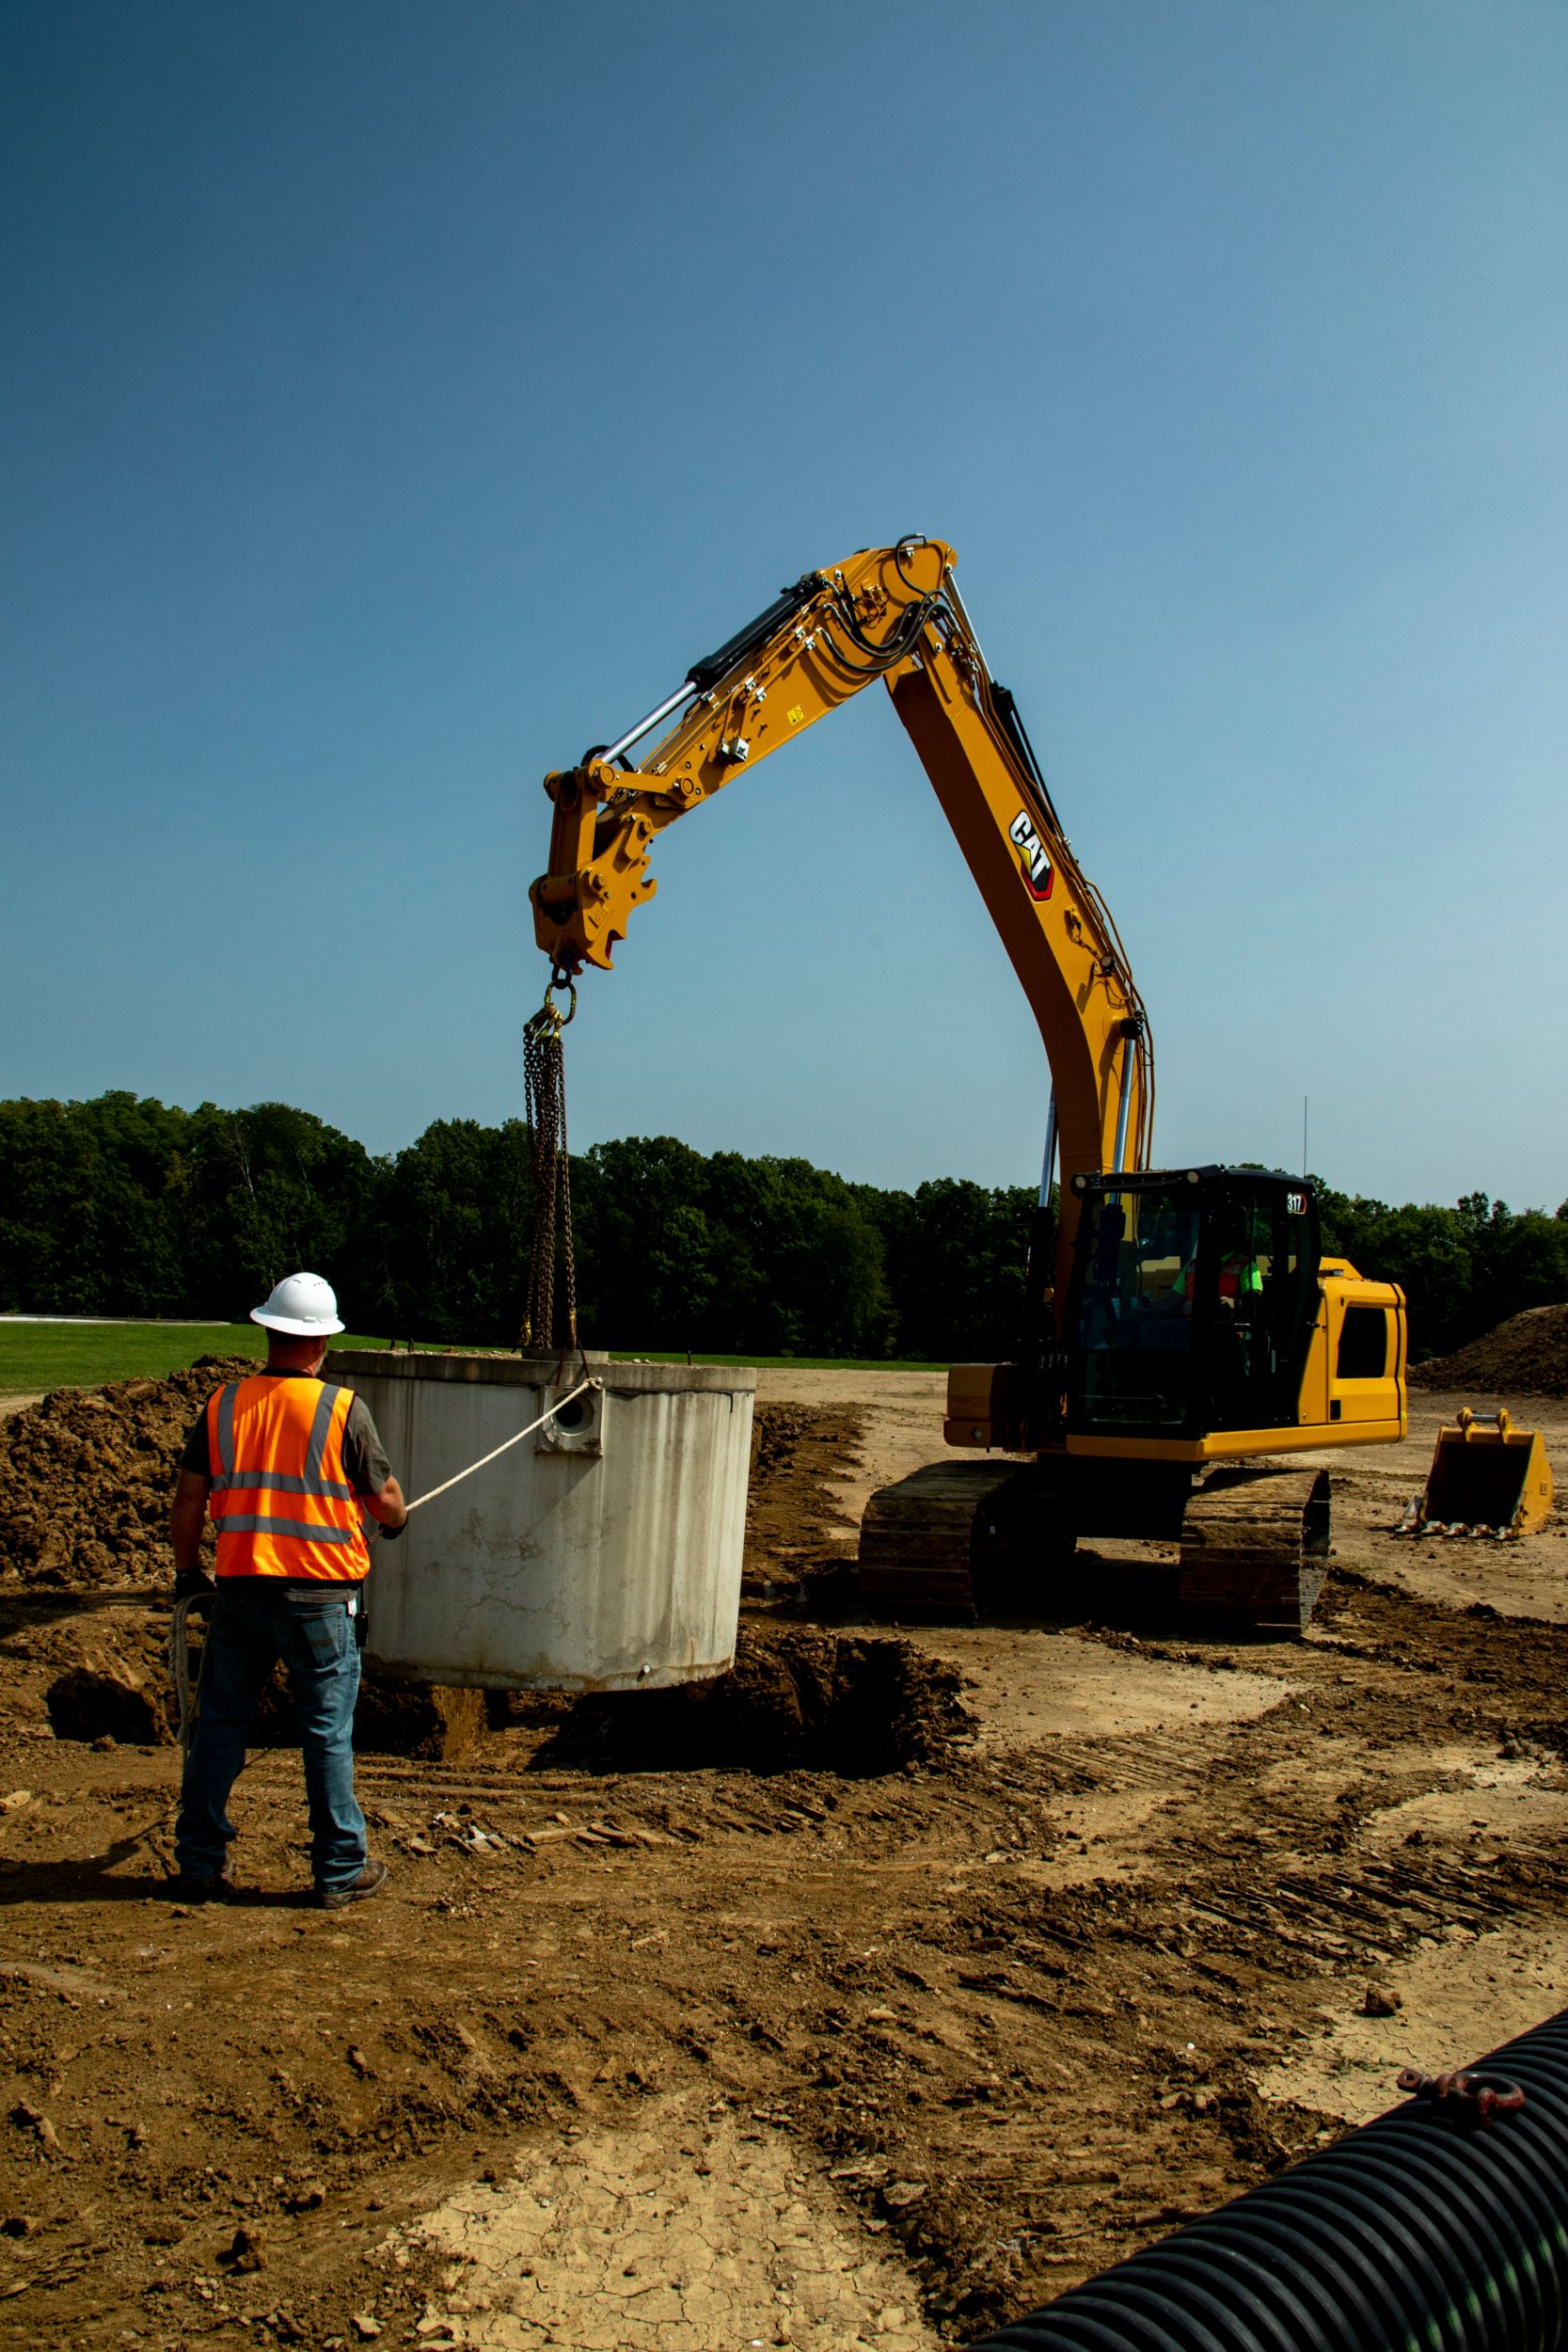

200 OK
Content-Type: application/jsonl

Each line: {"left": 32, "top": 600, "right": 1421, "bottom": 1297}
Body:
{"left": 166, "top": 1273, "right": 406, "bottom": 1910}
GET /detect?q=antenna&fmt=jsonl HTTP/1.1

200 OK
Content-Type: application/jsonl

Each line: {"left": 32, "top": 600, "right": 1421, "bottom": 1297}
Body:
{"left": 1302, "top": 1095, "right": 1308, "bottom": 1179}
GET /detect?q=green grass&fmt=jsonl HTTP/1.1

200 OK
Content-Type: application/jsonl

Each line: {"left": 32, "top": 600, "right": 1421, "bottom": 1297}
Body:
{"left": 0, "top": 1322, "right": 392, "bottom": 1394}
{"left": 0, "top": 1321, "right": 949, "bottom": 1396}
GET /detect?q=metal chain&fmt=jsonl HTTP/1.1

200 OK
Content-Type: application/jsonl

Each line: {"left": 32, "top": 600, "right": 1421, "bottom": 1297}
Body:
{"left": 557, "top": 1057, "right": 578, "bottom": 1350}
{"left": 521, "top": 1010, "right": 557, "bottom": 1348}
{"left": 521, "top": 972, "right": 578, "bottom": 1356}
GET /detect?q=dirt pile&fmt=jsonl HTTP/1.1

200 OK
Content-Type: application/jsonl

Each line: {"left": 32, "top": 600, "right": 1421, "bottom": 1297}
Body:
{"left": 543, "top": 1622, "right": 972, "bottom": 1775}
{"left": 0, "top": 1355, "right": 251, "bottom": 1587}
{"left": 1410, "top": 1303, "right": 1568, "bottom": 1398}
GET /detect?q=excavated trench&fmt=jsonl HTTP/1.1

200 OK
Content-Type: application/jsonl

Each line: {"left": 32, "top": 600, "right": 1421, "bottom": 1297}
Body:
{"left": 6, "top": 1373, "right": 974, "bottom": 1779}
{"left": 522, "top": 1623, "right": 973, "bottom": 1776}
{"left": 40, "top": 1620, "right": 970, "bottom": 1777}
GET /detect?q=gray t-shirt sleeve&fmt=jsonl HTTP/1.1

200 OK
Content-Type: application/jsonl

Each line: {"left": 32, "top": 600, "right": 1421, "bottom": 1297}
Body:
{"left": 341, "top": 1394, "right": 392, "bottom": 1497}
{"left": 180, "top": 1412, "right": 213, "bottom": 1478}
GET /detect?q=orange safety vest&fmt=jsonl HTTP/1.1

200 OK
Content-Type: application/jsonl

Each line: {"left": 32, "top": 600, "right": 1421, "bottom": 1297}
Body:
{"left": 206, "top": 1376, "right": 372, "bottom": 1582}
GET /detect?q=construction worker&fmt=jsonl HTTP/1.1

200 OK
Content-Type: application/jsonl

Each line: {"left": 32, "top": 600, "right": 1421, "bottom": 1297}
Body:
{"left": 1218, "top": 1248, "right": 1264, "bottom": 1305}
{"left": 167, "top": 1272, "right": 407, "bottom": 1909}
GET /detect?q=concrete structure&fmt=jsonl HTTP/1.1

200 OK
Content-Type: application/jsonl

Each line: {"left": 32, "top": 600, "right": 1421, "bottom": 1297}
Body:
{"left": 325, "top": 1351, "right": 755, "bottom": 1692}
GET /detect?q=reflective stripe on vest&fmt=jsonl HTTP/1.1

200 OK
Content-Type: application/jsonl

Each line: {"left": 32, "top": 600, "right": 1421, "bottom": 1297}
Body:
{"left": 206, "top": 1376, "right": 372, "bottom": 1581}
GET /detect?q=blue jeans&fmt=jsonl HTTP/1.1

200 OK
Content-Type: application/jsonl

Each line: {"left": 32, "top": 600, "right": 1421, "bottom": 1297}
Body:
{"left": 175, "top": 1581, "right": 367, "bottom": 1892}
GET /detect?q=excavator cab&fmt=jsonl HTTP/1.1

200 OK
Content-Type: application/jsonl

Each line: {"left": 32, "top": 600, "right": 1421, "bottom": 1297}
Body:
{"left": 1064, "top": 1168, "right": 1321, "bottom": 1443}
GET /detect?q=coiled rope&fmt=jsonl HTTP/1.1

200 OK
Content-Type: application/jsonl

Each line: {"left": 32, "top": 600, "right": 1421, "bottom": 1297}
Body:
{"left": 166, "top": 1597, "right": 200, "bottom": 1753}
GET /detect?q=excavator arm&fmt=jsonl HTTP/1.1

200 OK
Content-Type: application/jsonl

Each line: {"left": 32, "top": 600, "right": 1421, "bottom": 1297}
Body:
{"left": 530, "top": 537, "right": 1151, "bottom": 1286}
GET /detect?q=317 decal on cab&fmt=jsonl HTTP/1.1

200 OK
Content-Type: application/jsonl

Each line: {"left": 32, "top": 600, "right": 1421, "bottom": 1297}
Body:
{"left": 1008, "top": 809, "right": 1054, "bottom": 901}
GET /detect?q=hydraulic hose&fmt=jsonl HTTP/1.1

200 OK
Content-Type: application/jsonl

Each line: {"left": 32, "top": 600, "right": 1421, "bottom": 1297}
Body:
{"left": 967, "top": 2005, "right": 1568, "bottom": 2352}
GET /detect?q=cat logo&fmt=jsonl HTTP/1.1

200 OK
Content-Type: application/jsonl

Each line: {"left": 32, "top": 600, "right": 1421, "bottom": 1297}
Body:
{"left": 1008, "top": 809, "right": 1054, "bottom": 901}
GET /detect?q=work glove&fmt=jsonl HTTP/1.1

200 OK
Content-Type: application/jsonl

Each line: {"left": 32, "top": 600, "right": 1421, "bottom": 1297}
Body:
{"left": 378, "top": 1519, "right": 405, "bottom": 1543}
{"left": 172, "top": 1566, "right": 215, "bottom": 1608}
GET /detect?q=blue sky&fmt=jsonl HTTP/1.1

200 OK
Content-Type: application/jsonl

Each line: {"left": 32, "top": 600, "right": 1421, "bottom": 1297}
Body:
{"left": 3, "top": 1, "right": 1564, "bottom": 1209}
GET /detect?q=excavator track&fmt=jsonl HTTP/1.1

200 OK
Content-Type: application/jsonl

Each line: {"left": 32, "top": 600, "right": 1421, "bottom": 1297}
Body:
{"left": 858, "top": 1458, "right": 1333, "bottom": 1633}
{"left": 1176, "top": 1465, "right": 1332, "bottom": 1634}
{"left": 858, "top": 1460, "right": 1032, "bottom": 1616}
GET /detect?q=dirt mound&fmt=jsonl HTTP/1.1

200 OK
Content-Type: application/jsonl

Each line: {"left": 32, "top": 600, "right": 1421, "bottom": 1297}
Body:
{"left": 539, "top": 1621, "right": 971, "bottom": 1775}
{"left": 1409, "top": 1303, "right": 1568, "bottom": 1398}
{"left": 0, "top": 1355, "right": 253, "bottom": 1587}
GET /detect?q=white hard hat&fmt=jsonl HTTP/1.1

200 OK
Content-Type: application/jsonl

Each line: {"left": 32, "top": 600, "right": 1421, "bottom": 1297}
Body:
{"left": 250, "top": 1271, "right": 345, "bottom": 1337}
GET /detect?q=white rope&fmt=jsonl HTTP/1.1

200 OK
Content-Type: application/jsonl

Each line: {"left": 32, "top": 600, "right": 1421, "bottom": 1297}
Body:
{"left": 166, "top": 1597, "right": 199, "bottom": 1753}
{"left": 402, "top": 1376, "right": 598, "bottom": 1514}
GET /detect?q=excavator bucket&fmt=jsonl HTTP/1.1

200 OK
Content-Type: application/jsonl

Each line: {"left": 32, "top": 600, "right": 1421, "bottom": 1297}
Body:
{"left": 1418, "top": 1408, "right": 1553, "bottom": 1537}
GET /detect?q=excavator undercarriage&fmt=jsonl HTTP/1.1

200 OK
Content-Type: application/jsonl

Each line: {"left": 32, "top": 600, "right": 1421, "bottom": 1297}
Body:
{"left": 859, "top": 1456, "right": 1333, "bottom": 1635}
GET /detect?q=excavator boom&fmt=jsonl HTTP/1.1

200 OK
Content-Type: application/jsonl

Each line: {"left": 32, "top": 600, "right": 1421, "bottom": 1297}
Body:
{"left": 531, "top": 538, "right": 1151, "bottom": 1285}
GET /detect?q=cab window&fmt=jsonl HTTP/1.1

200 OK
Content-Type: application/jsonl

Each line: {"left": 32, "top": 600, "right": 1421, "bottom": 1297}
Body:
{"left": 1337, "top": 1306, "right": 1388, "bottom": 1379}
{"left": 1072, "top": 1187, "right": 1200, "bottom": 1431}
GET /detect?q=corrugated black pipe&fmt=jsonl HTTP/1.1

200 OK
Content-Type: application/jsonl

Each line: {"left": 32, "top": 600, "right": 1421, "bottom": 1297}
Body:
{"left": 967, "top": 2006, "right": 1568, "bottom": 2351}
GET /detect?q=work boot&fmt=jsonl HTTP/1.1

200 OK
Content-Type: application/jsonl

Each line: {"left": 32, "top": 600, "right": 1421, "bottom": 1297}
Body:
{"left": 314, "top": 1857, "right": 388, "bottom": 1912}
{"left": 166, "top": 1866, "right": 234, "bottom": 1904}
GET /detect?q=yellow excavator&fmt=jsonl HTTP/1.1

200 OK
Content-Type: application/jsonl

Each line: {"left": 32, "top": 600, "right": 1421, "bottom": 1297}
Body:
{"left": 530, "top": 538, "right": 1407, "bottom": 1632}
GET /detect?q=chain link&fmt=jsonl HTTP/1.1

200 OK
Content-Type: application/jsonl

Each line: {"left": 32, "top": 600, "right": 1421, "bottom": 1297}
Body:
{"left": 520, "top": 972, "right": 578, "bottom": 1357}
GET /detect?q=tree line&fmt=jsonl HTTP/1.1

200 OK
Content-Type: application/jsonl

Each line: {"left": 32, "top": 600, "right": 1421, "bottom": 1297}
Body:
{"left": 0, "top": 1092, "right": 1030, "bottom": 1360}
{"left": 2, "top": 1090, "right": 1565, "bottom": 1362}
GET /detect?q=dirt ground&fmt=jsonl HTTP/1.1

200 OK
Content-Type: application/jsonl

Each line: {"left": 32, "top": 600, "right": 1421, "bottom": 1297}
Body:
{"left": 0, "top": 1372, "right": 1565, "bottom": 2349}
